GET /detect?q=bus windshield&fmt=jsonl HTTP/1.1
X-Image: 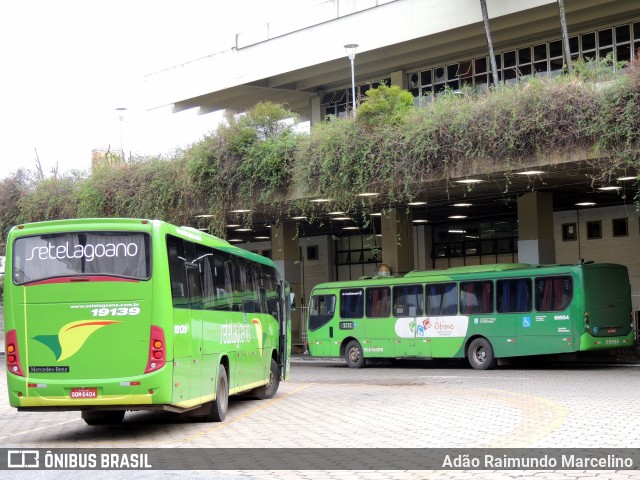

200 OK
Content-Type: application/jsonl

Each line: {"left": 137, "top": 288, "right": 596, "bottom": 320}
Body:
{"left": 12, "top": 231, "right": 151, "bottom": 284}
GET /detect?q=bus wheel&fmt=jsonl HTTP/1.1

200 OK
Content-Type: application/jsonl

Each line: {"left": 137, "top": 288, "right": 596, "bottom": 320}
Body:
{"left": 345, "top": 340, "right": 366, "bottom": 369}
{"left": 81, "top": 410, "right": 125, "bottom": 426}
{"left": 209, "top": 364, "right": 229, "bottom": 422}
{"left": 252, "top": 358, "right": 280, "bottom": 400}
{"left": 467, "top": 338, "right": 497, "bottom": 370}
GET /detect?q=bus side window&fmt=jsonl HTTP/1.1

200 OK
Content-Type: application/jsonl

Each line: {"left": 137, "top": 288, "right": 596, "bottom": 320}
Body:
{"left": 460, "top": 281, "right": 493, "bottom": 314}
{"left": 340, "top": 289, "right": 364, "bottom": 318}
{"left": 167, "top": 236, "right": 189, "bottom": 308}
{"left": 426, "top": 283, "right": 458, "bottom": 316}
{"left": 393, "top": 284, "right": 423, "bottom": 316}
{"left": 535, "top": 276, "right": 572, "bottom": 312}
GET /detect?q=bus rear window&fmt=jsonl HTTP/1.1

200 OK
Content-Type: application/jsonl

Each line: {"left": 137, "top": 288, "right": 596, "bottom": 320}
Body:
{"left": 12, "top": 232, "right": 150, "bottom": 284}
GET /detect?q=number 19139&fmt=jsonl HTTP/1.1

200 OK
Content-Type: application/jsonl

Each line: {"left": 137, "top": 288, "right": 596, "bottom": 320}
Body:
{"left": 91, "top": 307, "right": 140, "bottom": 316}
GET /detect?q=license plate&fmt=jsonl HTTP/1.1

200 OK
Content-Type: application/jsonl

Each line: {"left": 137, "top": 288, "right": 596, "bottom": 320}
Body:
{"left": 70, "top": 388, "right": 98, "bottom": 399}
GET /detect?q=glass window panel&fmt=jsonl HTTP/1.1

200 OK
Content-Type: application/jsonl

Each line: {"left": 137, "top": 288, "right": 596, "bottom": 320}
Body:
{"left": 569, "top": 36, "right": 579, "bottom": 54}
{"left": 460, "top": 281, "right": 493, "bottom": 314}
{"left": 434, "top": 67, "right": 446, "bottom": 82}
{"left": 393, "top": 285, "right": 424, "bottom": 317}
{"left": 309, "top": 294, "right": 336, "bottom": 330}
{"left": 616, "top": 24, "right": 630, "bottom": 43}
{"left": 549, "top": 40, "right": 563, "bottom": 58}
{"left": 535, "top": 276, "right": 572, "bottom": 312}
{"left": 497, "top": 278, "right": 532, "bottom": 313}
{"left": 366, "top": 287, "right": 391, "bottom": 318}
{"left": 617, "top": 44, "right": 631, "bottom": 63}
{"left": 474, "top": 57, "right": 487, "bottom": 74}
{"left": 518, "top": 47, "right": 531, "bottom": 64}
{"left": 534, "top": 61, "right": 548, "bottom": 74}
{"left": 634, "top": 22, "right": 640, "bottom": 40}
{"left": 447, "top": 64, "right": 458, "bottom": 79}
{"left": 533, "top": 44, "right": 547, "bottom": 61}
{"left": 599, "top": 29, "right": 613, "bottom": 47}
{"left": 504, "top": 50, "right": 516, "bottom": 67}
{"left": 426, "top": 283, "right": 458, "bottom": 316}
{"left": 340, "top": 288, "right": 364, "bottom": 319}
{"left": 421, "top": 70, "right": 432, "bottom": 86}
{"left": 550, "top": 58, "right": 564, "bottom": 71}
{"left": 519, "top": 65, "right": 532, "bottom": 76}
{"left": 582, "top": 32, "right": 596, "bottom": 51}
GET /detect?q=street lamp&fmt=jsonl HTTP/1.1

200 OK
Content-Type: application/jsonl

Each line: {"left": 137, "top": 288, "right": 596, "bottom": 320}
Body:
{"left": 115, "top": 107, "right": 127, "bottom": 162}
{"left": 344, "top": 43, "right": 358, "bottom": 114}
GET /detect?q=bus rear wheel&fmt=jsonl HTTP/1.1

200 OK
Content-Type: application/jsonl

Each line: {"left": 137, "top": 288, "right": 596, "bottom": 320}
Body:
{"left": 81, "top": 410, "right": 125, "bottom": 426}
{"left": 467, "top": 338, "right": 497, "bottom": 370}
{"left": 251, "top": 358, "right": 280, "bottom": 400}
{"left": 208, "top": 364, "right": 229, "bottom": 422}
{"left": 344, "top": 340, "right": 366, "bottom": 369}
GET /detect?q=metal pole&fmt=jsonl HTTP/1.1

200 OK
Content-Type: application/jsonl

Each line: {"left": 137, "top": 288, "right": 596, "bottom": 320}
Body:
{"left": 350, "top": 57, "right": 356, "bottom": 113}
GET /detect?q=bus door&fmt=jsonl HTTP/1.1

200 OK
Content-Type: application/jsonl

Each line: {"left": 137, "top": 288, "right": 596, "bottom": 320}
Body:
{"left": 337, "top": 288, "right": 366, "bottom": 356}
{"left": 168, "top": 237, "right": 203, "bottom": 404}
{"left": 307, "top": 290, "right": 337, "bottom": 357}
{"left": 523, "top": 275, "right": 573, "bottom": 355}
{"left": 392, "top": 284, "right": 430, "bottom": 357}
{"left": 364, "top": 286, "right": 395, "bottom": 358}
{"left": 276, "top": 281, "right": 293, "bottom": 380}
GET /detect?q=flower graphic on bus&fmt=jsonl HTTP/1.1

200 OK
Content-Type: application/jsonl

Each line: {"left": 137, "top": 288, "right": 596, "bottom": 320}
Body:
{"left": 33, "top": 320, "right": 120, "bottom": 362}
{"left": 252, "top": 318, "right": 265, "bottom": 356}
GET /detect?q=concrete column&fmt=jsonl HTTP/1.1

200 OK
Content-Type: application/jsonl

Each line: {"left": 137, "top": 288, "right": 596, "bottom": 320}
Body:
{"left": 517, "top": 191, "right": 556, "bottom": 265}
{"left": 271, "top": 221, "right": 303, "bottom": 351}
{"left": 309, "top": 94, "right": 322, "bottom": 127}
{"left": 381, "top": 208, "right": 414, "bottom": 275}
{"left": 390, "top": 70, "right": 407, "bottom": 89}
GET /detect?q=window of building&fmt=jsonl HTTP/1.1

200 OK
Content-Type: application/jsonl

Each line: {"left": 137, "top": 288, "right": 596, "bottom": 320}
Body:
{"left": 307, "top": 245, "right": 318, "bottom": 260}
{"left": 612, "top": 218, "right": 628, "bottom": 237}
{"left": 432, "top": 219, "right": 518, "bottom": 259}
{"left": 587, "top": 220, "right": 602, "bottom": 239}
{"left": 562, "top": 223, "right": 577, "bottom": 241}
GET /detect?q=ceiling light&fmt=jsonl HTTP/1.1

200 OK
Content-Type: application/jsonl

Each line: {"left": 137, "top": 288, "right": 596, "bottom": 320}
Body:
{"left": 575, "top": 202, "right": 596, "bottom": 206}
{"left": 235, "top": 228, "right": 252, "bottom": 232}
{"left": 311, "top": 198, "right": 332, "bottom": 202}
{"left": 448, "top": 215, "right": 467, "bottom": 219}
{"left": 597, "top": 186, "right": 621, "bottom": 191}
{"left": 332, "top": 217, "right": 352, "bottom": 221}
{"left": 291, "top": 216, "right": 307, "bottom": 220}
{"left": 357, "top": 192, "right": 380, "bottom": 197}
{"left": 413, "top": 219, "right": 428, "bottom": 223}
{"left": 617, "top": 176, "right": 636, "bottom": 181}
{"left": 227, "top": 239, "right": 243, "bottom": 243}
{"left": 343, "top": 226, "right": 359, "bottom": 230}
{"left": 455, "top": 179, "right": 483, "bottom": 184}
{"left": 448, "top": 229, "right": 466, "bottom": 234}
{"left": 195, "top": 214, "right": 214, "bottom": 218}
{"left": 370, "top": 213, "right": 382, "bottom": 217}
{"left": 516, "top": 170, "right": 544, "bottom": 175}
{"left": 408, "top": 201, "right": 426, "bottom": 206}
{"left": 453, "top": 203, "right": 472, "bottom": 207}
{"left": 230, "top": 209, "right": 251, "bottom": 213}
{"left": 254, "top": 236, "right": 270, "bottom": 240}
{"left": 226, "top": 224, "right": 240, "bottom": 228}
{"left": 329, "top": 211, "right": 345, "bottom": 215}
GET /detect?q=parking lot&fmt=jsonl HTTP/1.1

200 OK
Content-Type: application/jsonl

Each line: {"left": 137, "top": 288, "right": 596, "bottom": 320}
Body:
{"left": 2, "top": 355, "right": 640, "bottom": 478}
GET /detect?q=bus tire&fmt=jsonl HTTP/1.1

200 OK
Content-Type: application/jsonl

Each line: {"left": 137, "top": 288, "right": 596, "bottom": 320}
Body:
{"left": 344, "top": 340, "right": 366, "bottom": 369}
{"left": 467, "top": 337, "right": 497, "bottom": 370}
{"left": 209, "top": 364, "right": 229, "bottom": 422}
{"left": 81, "top": 410, "right": 125, "bottom": 426}
{"left": 252, "top": 358, "right": 280, "bottom": 400}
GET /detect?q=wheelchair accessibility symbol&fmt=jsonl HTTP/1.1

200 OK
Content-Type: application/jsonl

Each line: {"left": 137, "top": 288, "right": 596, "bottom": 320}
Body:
{"left": 522, "top": 316, "right": 531, "bottom": 328}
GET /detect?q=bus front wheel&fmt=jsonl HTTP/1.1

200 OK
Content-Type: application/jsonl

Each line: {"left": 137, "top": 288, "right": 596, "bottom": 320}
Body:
{"left": 344, "top": 340, "right": 366, "bottom": 369}
{"left": 208, "top": 364, "right": 229, "bottom": 422}
{"left": 251, "top": 358, "right": 280, "bottom": 400}
{"left": 467, "top": 338, "right": 497, "bottom": 370}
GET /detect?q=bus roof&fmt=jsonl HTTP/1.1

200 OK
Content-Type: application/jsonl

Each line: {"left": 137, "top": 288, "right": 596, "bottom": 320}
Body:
{"left": 405, "top": 263, "right": 532, "bottom": 277}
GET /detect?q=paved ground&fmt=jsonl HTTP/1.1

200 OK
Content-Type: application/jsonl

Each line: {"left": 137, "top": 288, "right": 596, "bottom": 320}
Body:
{"left": 2, "top": 354, "right": 640, "bottom": 479}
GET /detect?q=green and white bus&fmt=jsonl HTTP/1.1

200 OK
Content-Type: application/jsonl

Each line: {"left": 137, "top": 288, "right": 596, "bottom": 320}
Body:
{"left": 306, "top": 263, "right": 633, "bottom": 369}
{"left": 4, "top": 218, "right": 291, "bottom": 424}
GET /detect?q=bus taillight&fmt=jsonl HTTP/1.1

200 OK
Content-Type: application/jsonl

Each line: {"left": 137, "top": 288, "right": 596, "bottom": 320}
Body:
{"left": 145, "top": 326, "right": 166, "bottom": 373}
{"left": 6, "top": 330, "right": 25, "bottom": 377}
{"left": 584, "top": 312, "right": 590, "bottom": 331}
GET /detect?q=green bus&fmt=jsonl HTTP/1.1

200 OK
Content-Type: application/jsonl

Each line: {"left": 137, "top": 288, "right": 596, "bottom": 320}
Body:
{"left": 306, "top": 262, "right": 633, "bottom": 369}
{"left": 4, "top": 218, "right": 292, "bottom": 424}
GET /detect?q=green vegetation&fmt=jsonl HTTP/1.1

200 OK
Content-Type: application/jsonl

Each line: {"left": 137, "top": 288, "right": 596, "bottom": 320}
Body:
{"left": 0, "top": 57, "right": 638, "bottom": 246}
